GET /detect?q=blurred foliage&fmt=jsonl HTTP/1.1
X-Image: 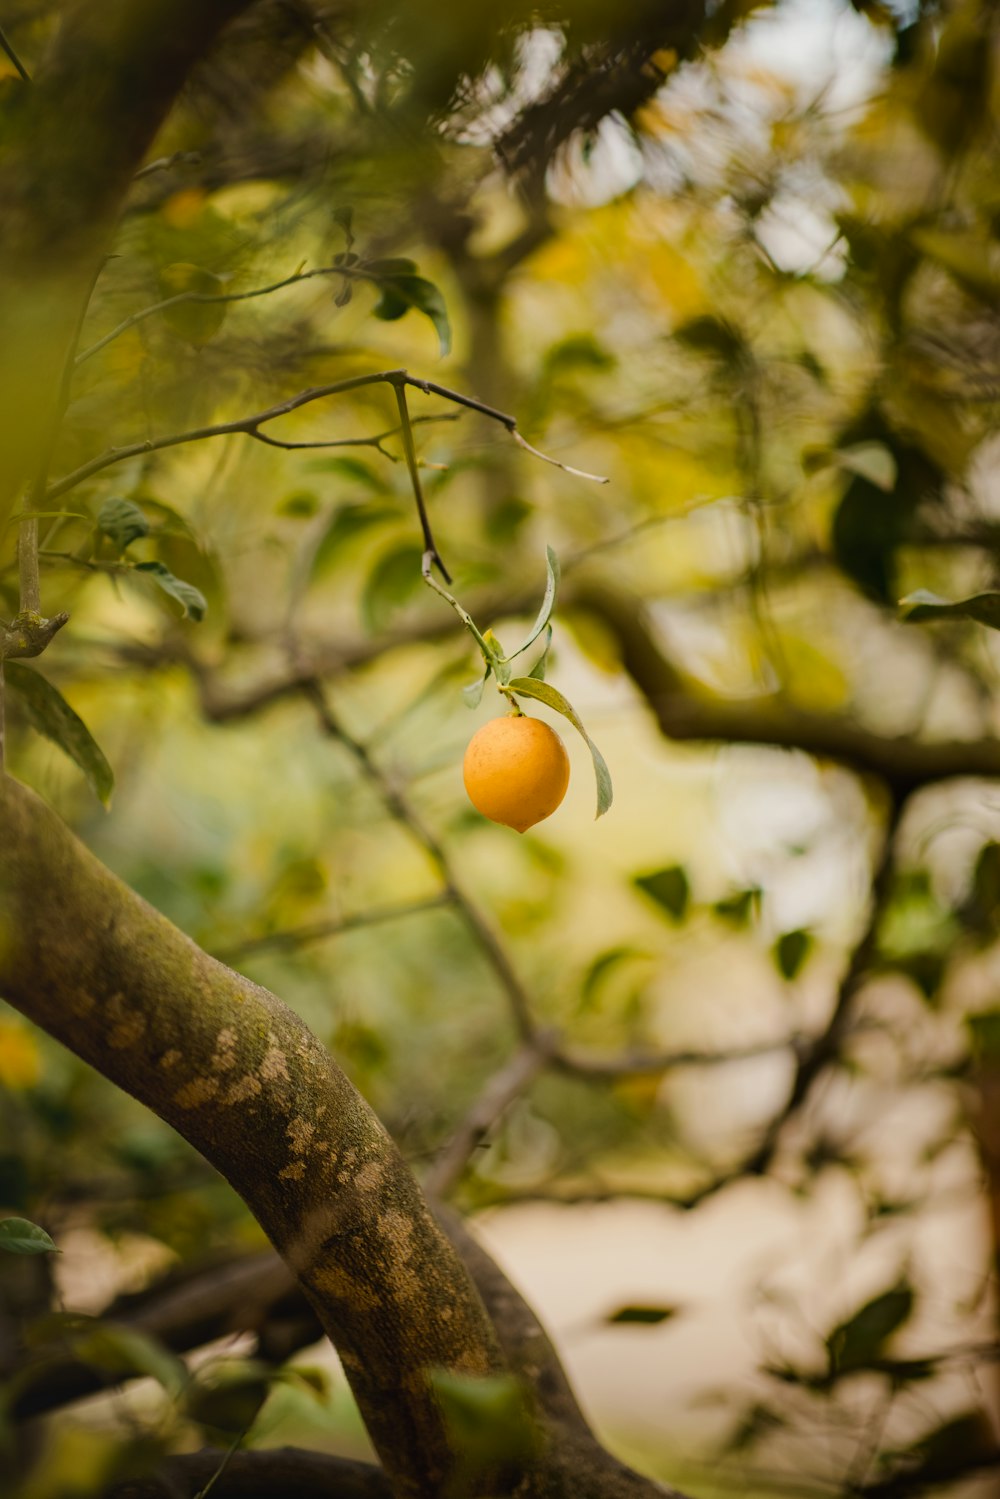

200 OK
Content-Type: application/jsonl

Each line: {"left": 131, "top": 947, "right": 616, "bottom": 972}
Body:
{"left": 3, "top": 0, "right": 1000, "bottom": 1495}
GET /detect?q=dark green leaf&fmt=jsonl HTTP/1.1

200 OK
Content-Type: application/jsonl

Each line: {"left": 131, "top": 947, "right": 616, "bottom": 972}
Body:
{"left": 634, "top": 865, "right": 689, "bottom": 922}
{"left": 97, "top": 496, "right": 149, "bottom": 552}
{"left": 370, "top": 274, "right": 451, "bottom": 356}
{"left": 5, "top": 663, "right": 114, "bottom": 806}
{"left": 186, "top": 1361, "right": 272, "bottom": 1436}
{"left": 826, "top": 1282, "right": 914, "bottom": 1375}
{"left": 133, "top": 561, "right": 207, "bottom": 621}
{"left": 361, "top": 544, "right": 423, "bottom": 632}
{"left": 506, "top": 677, "right": 613, "bottom": 818}
{"left": 773, "top": 929, "right": 813, "bottom": 981}
{"left": 606, "top": 1304, "right": 679, "bottom": 1326}
{"left": 888, "top": 1411, "right": 997, "bottom": 1485}
{"left": 674, "top": 315, "right": 747, "bottom": 361}
{"left": 0, "top": 1217, "right": 57, "bottom": 1255}
{"left": 505, "top": 546, "right": 560, "bottom": 661}
{"left": 713, "top": 888, "right": 761, "bottom": 927}
{"left": 901, "top": 589, "right": 1000, "bottom": 631}
{"left": 75, "top": 1323, "right": 186, "bottom": 1398}
{"left": 364, "top": 257, "right": 418, "bottom": 275}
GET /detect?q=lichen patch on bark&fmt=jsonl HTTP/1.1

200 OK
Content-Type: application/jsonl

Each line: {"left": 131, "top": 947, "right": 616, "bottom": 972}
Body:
{"left": 223, "top": 1073, "right": 262, "bottom": 1105}
{"left": 260, "top": 1040, "right": 290, "bottom": 1081}
{"left": 174, "top": 1074, "right": 221, "bottom": 1108}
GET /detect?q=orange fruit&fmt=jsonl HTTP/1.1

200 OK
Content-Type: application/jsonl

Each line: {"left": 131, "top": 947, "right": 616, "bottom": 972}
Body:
{"left": 463, "top": 714, "right": 570, "bottom": 833}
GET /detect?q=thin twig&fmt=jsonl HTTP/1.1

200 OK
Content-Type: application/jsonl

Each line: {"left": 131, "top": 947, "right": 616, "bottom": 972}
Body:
{"left": 391, "top": 381, "right": 450, "bottom": 581}
{"left": 216, "top": 893, "right": 451, "bottom": 963}
{"left": 425, "top": 1045, "right": 548, "bottom": 1199}
{"left": 74, "top": 261, "right": 364, "bottom": 368}
{"left": 46, "top": 369, "right": 608, "bottom": 502}
{"left": 0, "top": 21, "right": 30, "bottom": 82}
{"left": 302, "top": 681, "right": 538, "bottom": 1042}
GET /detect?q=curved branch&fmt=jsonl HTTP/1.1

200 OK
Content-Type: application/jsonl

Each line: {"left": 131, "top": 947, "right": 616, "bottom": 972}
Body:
{"left": 576, "top": 584, "right": 1000, "bottom": 793}
{"left": 107, "top": 1447, "right": 391, "bottom": 1499}
{"left": 0, "top": 774, "right": 509, "bottom": 1499}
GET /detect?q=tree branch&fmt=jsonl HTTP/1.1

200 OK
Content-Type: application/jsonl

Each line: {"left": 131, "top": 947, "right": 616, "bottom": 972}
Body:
{"left": 106, "top": 1447, "right": 391, "bottom": 1499}
{"left": 0, "top": 774, "right": 511, "bottom": 1499}
{"left": 576, "top": 584, "right": 1000, "bottom": 794}
{"left": 45, "top": 371, "right": 606, "bottom": 503}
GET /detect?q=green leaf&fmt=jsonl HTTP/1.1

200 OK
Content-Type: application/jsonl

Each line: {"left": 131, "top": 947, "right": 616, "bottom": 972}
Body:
{"left": 364, "top": 257, "right": 418, "bottom": 275}
{"left": 505, "top": 546, "right": 560, "bottom": 661}
{"left": 429, "top": 1370, "right": 538, "bottom": 1469}
{"left": 0, "top": 1217, "right": 57, "bottom": 1255}
{"left": 773, "top": 929, "right": 813, "bottom": 981}
{"left": 606, "top": 1304, "right": 680, "bottom": 1326}
{"left": 826, "top": 1282, "right": 914, "bottom": 1375}
{"left": 901, "top": 589, "right": 1000, "bottom": 630}
{"left": 482, "top": 629, "right": 510, "bottom": 685}
{"left": 634, "top": 865, "right": 689, "bottom": 922}
{"left": 5, "top": 663, "right": 114, "bottom": 806}
{"left": 370, "top": 274, "right": 452, "bottom": 356}
{"left": 186, "top": 1360, "right": 273, "bottom": 1436}
{"left": 361, "top": 543, "right": 423, "bottom": 632}
{"left": 888, "top": 1412, "right": 997, "bottom": 1485}
{"left": 506, "top": 677, "right": 613, "bottom": 818}
{"left": 526, "top": 625, "right": 552, "bottom": 681}
{"left": 74, "top": 1323, "right": 187, "bottom": 1398}
{"left": 133, "top": 561, "right": 207, "bottom": 621}
{"left": 713, "top": 888, "right": 761, "bottom": 927}
{"left": 463, "top": 665, "right": 491, "bottom": 708}
{"left": 97, "top": 496, "right": 150, "bottom": 552}
{"left": 674, "top": 315, "right": 747, "bottom": 362}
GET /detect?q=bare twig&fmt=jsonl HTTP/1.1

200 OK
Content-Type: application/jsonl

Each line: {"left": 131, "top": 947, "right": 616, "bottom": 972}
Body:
{"left": 45, "top": 369, "right": 607, "bottom": 503}
{"left": 217, "top": 893, "right": 451, "bottom": 963}
{"left": 104, "top": 1447, "right": 391, "bottom": 1499}
{"left": 425, "top": 1045, "right": 548, "bottom": 1199}
{"left": 0, "top": 21, "right": 30, "bottom": 82}
{"left": 74, "top": 261, "right": 362, "bottom": 368}
{"left": 391, "top": 380, "right": 450, "bottom": 580}
{"left": 303, "top": 680, "right": 538, "bottom": 1042}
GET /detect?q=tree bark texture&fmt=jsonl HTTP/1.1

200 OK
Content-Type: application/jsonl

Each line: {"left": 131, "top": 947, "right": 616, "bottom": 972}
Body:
{"left": 0, "top": 773, "right": 513, "bottom": 1497}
